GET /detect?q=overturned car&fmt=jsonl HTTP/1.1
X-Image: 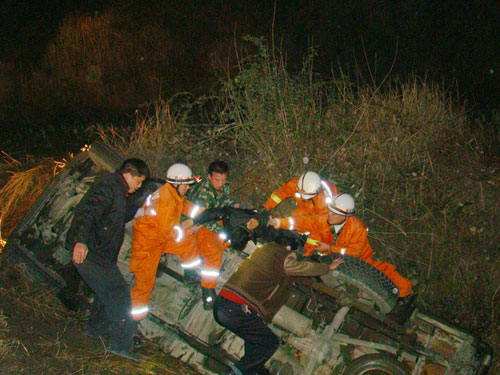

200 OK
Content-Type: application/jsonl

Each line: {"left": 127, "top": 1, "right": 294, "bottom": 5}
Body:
{"left": 2, "top": 143, "right": 492, "bottom": 375}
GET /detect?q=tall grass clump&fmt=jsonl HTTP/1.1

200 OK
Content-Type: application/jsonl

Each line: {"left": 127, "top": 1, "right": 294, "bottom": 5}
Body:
{"left": 94, "top": 95, "right": 235, "bottom": 178}
{"left": 9, "top": 10, "right": 175, "bottom": 132}
{"left": 0, "top": 154, "right": 64, "bottom": 250}
{"left": 210, "top": 41, "right": 498, "bottom": 330}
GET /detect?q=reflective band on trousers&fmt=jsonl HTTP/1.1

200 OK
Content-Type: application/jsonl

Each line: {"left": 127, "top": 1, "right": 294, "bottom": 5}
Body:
{"left": 287, "top": 217, "right": 294, "bottom": 230}
{"left": 181, "top": 258, "right": 201, "bottom": 269}
{"left": 306, "top": 237, "right": 319, "bottom": 246}
{"left": 189, "top": 205, "right": 201, "bottom": 218}
{"left": 270, "top": 193, "right": 282, "bottom": 204}
{"left": 131, "top": 306, "right": 149, "bottom": 316}
{"left": 201, "top": 270, "right": 220, "bottom": 278}
{"left": 173, "top": 225, "right": 183, "bottom": 242}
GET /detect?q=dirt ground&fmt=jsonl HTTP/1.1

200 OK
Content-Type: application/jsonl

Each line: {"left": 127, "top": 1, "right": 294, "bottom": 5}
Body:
{"left": 0, "top": 263, "right": 200, "bottom": 375}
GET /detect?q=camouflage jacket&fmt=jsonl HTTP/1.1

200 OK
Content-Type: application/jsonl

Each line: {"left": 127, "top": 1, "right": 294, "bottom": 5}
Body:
{"left": 186, "top": 177, "right": 237, "bottom": 232}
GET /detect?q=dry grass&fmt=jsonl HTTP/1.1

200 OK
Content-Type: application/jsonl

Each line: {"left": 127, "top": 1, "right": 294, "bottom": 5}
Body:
{"left": 0, "top": 264, "right": 199, "bottom": 375}
{"left": 0, "top": 153, "right": 67, "bottom": 251}
{"left": 5, "top": 9, "right": 177, "bottom": 129}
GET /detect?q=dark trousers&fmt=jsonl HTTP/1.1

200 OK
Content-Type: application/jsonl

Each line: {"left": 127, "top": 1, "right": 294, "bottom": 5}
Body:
{"left": 74, "top": 257, "right": 136, "bottom": 352}
{"left": 213, "top": 295, "right": 279, "bottom": 375}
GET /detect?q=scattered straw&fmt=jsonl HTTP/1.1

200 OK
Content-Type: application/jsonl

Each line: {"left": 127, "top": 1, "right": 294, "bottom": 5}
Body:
{"left": 0, "top": 155, "right": 65, "bottom": 240}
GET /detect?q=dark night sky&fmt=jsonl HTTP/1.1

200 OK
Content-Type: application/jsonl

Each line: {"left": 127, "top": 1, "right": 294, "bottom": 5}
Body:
{"left": 1, "top": 0, "right": 499, "bottom": 114}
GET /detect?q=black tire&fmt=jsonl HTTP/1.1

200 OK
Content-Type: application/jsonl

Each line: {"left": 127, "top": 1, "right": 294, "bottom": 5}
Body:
{"left": 343, "top": 354, "right": 409, "bottom": 375}
{"left": 319, "top": 254, "right": 399, "bottom": 314}
{"left": 88, "top": 142, "right": 124, "bottom": 172}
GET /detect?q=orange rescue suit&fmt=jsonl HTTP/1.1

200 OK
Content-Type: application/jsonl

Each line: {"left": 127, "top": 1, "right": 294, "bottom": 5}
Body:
{"left": 196, "top": 226, "right": 230, "bottom": 288}
{"left": 263, "top": 177, "right": 339, "bottom": 217}
{"left": 277, "top": 214, "right": 412, "bottom": 297}
{"left": 130, "top": 183, "right": 199, "bottom": 319}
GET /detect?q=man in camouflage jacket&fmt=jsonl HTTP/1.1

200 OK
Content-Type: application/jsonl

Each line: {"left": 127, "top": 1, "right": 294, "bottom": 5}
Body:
{"left": 186, "top": 160, "right": 238, "bottom": 308}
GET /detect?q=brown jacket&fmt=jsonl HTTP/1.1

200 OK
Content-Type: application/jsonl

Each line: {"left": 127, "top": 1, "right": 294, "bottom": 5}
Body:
{"left": 222, "top": 242, "right": 330, "bottom": 322}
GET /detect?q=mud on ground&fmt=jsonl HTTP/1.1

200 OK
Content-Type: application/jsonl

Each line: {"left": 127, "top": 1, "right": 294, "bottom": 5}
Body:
{"left": 0, "top": 263, "right": 200, "bottom": 375}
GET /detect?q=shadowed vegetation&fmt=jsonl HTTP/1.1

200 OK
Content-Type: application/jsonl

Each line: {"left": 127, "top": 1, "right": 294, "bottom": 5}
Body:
{"left": 0, "top": 154, "right": 67, "bottom": 250}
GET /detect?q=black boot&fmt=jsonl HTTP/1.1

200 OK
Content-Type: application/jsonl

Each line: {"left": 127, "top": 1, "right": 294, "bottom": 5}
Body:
{"left": 388, "top": 294, "right": 417, "bottom": 324}
{"left": 184, "top": 269, "right": 201, "bottom": 286}
{"left": 109, "top": 347, "right": 141, "bottom": 361}
{"left": 133, "top": 334, "right": 142, "bottom": 349}
{"left": 109, "top": 318, "right": 141, "bottom": 361}
{"left": 201, "top": 287, "right": 216, "bottom": 310}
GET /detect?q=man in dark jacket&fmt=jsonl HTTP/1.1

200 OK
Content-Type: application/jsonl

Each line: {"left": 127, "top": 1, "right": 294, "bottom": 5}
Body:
{"left": 213, "top": 240, "right": 343, "bottom": 375}
{"left": 66, "top": 158, "right": 149, "bottom": 361}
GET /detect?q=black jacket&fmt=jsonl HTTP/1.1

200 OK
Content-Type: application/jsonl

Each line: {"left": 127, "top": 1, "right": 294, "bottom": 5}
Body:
{"left": 65, "top": 172, "right": 139, "bottom": 264}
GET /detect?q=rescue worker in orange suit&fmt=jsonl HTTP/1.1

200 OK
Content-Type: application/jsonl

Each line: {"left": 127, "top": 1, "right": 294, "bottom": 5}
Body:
{"left": 262, "top": 171, "right": 339, "bottom": 218}
{"left": 129, "top": 163, "right": 202, "bottom": 321}
{"left": 271, "top": 193, "right": 412, "bottom": 298}
{"left": 186, "top": 160, "right": 239, "bottom": 309}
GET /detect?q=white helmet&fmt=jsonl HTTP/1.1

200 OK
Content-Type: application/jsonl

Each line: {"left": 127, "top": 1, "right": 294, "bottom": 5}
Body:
{"left": 297, "top": 171, "right": 322, "bottom": 199}
{"left": 328, "top": 193, "right": 355, "bottom": 216}
{"left": 166, "top": 163, "right": 196, "bottom": 184}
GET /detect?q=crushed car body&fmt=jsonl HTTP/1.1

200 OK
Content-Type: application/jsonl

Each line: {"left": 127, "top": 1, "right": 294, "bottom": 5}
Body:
{"left": 2, "top": 143, "right": 492, "bottom": 375}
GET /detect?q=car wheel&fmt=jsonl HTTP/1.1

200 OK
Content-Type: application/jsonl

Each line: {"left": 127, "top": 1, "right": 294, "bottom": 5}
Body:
{"left": 320, "top": 254, "right": 399, "bottom": 313}
{"left": 343, "top": 354, "right": 409, "bottom": 375}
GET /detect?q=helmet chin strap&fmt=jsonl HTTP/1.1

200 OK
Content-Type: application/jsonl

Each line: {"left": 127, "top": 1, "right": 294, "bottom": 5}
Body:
{"left": 171, "top": 183, "right": 182, "bottom": 197}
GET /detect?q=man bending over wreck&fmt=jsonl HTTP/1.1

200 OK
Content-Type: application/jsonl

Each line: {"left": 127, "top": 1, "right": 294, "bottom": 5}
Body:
{"left": 201, "top": 213, "right": 344, "bottom": 375}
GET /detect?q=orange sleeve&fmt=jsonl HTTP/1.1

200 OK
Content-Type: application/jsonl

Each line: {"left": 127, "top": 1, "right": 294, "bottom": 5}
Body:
{"left": 263, "top": 177, "right": 300, "bottom": 211}
{"left": 293, "top": 214, "right": 331, "bottom": 256}
{"left": 155, "top": 188, "right": 178, "bottom": 243}
{"left": 182, "top": 199, "right": 195, "bottom": 217}
{"left": 332, "top": 217, "right": 371, "bottom": 260}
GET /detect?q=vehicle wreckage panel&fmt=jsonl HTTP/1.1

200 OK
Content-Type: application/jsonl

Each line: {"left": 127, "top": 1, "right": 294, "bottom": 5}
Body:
{"left": 2, "top": 144, "right": 491, "bottom": 375}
